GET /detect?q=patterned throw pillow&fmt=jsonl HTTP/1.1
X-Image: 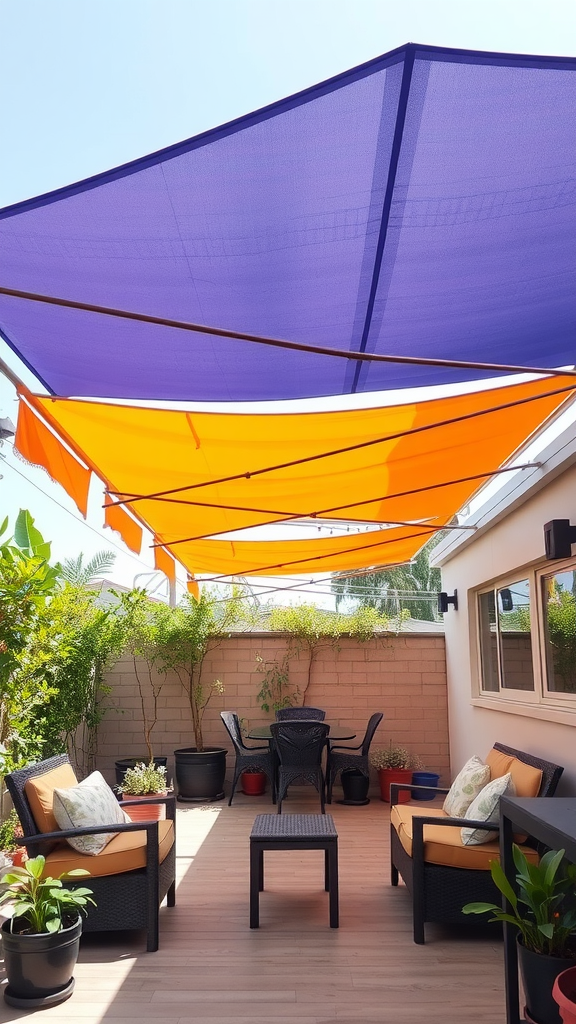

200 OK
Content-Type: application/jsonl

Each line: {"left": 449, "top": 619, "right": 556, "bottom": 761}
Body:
{"left": 461, "top": 772, "right": 516, "bottom": 846}
{"left": 442, "top": 755, "right": 491, "bottom": 817}
{"left": 53, "top": 770, "right": 130, "bottom": 856}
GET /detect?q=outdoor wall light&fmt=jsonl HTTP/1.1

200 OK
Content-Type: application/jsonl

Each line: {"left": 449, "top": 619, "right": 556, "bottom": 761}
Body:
{"left": 438, "top": 590, "right": 458, "bottom": 614}
{"left": 543, "top": 519, "right": 576, "bottom": 560}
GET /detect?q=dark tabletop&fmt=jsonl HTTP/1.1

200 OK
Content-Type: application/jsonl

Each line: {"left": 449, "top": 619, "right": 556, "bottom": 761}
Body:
{"left": 247, "top": 722, "right": 356, "bottom": 741}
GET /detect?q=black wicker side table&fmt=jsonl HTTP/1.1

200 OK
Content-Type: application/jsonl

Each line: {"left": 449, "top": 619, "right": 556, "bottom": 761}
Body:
{"left": 249, "top": 813, "right": 339, "bottom": 928}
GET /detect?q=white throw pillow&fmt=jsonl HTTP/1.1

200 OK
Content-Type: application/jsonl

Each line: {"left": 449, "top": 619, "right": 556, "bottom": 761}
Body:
{"left": 442, "top": 755, "right": 491, "bottom": 817}
{"left": 461, "top": 772, "right": 516, "bottom": 846}
{"left": 53, "top": 770, "right": 130, "bottom": 856}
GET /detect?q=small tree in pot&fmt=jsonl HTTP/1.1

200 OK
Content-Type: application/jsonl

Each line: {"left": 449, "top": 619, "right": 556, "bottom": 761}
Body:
{"left": 154, "top": 587, "right": 248, "bottom": 801}
{"left": 0, "top": 854, "right": 95, "bottom": 1008}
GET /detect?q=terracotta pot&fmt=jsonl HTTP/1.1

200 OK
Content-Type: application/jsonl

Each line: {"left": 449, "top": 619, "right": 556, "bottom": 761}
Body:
{"left": 553, "top": 965, "right": 576, "bottom": 1024}
{"left": 378, "top": 768, "right": 413, "bottom": 803}
{"left": 10, "top": 847, "right": 28, "bottom": 868}
{"left": 241, "top": 770, "right": 266, "bottom": 795}
{"left": 122, "top": 793, "right": 167, "bottom": 821}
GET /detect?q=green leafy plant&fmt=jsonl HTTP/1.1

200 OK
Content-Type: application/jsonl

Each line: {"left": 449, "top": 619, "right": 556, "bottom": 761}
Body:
{"left": 0, "top": 511, "right": 60, "bottom": 773}
{"left": 116, "top": 761, "right": 168, "bottom": 795}
{"left": 0, "top": 809, "right": 23, "bottom": 854}
{"left": 29, "top": 583, "right": 126, "bottom": 774}
{"left": 115, "top": 588, "right": 168, "bottom": 763}
{"left": 266, "top": 603, "right": 390, "bottom": 706}
{"left": 463, "top": 844, "right": 576, "bottom": 957}
{"left": 151, "top": 587, "right": 248, "bottom": 751}
{"left": 370, "top": 743, "right": 422, "bottom": 770}
{"left": 0, "top": 855, "right": 95, "bottom": 934}
{"left": 331, "top": 537, "right": 442, "bottom": 622}
{"left": 255, "top": 652, "right": 299, "bottom": 714}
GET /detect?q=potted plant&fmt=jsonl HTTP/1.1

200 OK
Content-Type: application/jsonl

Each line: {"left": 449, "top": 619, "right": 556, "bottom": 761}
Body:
{"left": 153, "top": 589, "right": 246, "bottom": 802}
{"left": 463, "top": 844, "right": 576, "bottom": 1024}
{"left": 116, "top": 761, "right": 169, "bottom": 821}
{"left": 0, "top": 854, "right": 95, "bottom": 1008}
{"left": 0, "top": 808, "right": 27, "bottom": 868}
{"left": 240, "top": 766, "right": 267, "bottom": 796}
{"left": 370, "top": 743, "right": 422, "bottom": 803}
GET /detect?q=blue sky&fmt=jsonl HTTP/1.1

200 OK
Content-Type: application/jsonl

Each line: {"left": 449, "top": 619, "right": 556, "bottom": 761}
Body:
{"left": 1, "top": 0, "right": 575, "bottom": 599}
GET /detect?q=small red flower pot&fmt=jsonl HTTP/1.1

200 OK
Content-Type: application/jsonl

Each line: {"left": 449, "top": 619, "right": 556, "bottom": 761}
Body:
{"left": 10, "top": 847, "right": 28, "bottom": 868}
{"left": 378, "top": 768, "right": 413, "bottom": 803}
{"left": 241, "top": 770, "right": 266, "bottom": 796}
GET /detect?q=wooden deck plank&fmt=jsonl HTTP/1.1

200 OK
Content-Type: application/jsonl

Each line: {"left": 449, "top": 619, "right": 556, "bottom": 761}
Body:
{"left": 0, "top": 792, "right": 505, "bottom": 1023}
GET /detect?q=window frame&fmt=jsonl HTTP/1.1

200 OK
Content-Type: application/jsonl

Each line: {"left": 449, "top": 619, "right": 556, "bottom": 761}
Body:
{"left": 473, "top": 558, "right": 576, "bottom": 713}
{"left": 475, "top": 577, "right": 538, "bottom": 704}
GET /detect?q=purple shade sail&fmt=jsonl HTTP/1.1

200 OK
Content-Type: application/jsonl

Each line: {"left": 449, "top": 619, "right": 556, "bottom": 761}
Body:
{"left": 0, "top": 44, "right": 575, "bottom": 401}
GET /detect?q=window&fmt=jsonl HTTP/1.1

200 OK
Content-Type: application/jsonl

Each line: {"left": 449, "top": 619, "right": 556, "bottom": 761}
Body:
{"left": 478, "top": 580, "right": 534, "bottom": 694}
{"left": 475, "top": 561, "right": 576, "bottom": 715}
{"left": 542, "top": 569, "right": 576, "bottom": 694}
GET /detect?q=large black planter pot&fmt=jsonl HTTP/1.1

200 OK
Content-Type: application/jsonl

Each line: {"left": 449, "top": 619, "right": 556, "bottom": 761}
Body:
{"left": 174, "top": 747, "right": 227, "bottom": 802}
{"left": 518, "top": 938, "right": 576, "bottom": 1024}
{"left": 339, "top": 768, "right": 370, "bottom": 806}
{"left": 114, "top": 756, "right": 168, "bottom": 787}
{"left": 2, "top": 914, "right": 82, "bottom": 1008}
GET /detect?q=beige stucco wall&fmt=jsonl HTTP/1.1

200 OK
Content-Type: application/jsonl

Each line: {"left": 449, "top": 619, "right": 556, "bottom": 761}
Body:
{"left": 440, "top": 461, "right": 576, "bottom": 792}
{"left": 96, "top": 632, "right": 449, "bottom": 790}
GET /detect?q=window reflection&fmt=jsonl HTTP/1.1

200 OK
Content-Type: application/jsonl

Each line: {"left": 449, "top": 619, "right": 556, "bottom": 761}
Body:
{"left": 478, "top": 580, "right": 534, "bottom": 692}
{"left": 543, "top": 571, "right": 576, "bottom": 693}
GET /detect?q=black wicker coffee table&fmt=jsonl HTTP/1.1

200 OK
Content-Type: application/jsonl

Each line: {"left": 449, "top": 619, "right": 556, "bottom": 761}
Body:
{"left": 249, "top": 813, "right": 339, "bottom": 928}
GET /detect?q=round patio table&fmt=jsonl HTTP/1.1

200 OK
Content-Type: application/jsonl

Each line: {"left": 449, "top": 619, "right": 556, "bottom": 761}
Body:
{"left": 248, "top": 723, "right": 356, "bottom": 741}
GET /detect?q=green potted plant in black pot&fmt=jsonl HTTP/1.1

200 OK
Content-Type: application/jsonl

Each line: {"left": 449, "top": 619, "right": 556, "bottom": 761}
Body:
{"left": 0, "top": 854, "right": 95, "bottom": 1009}
{"left": 463, "top": 844, "right": 576, "bottom": 1024}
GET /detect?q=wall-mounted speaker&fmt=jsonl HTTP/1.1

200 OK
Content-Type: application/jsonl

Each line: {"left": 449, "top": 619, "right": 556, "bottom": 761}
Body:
{"left": 543, "top": 520, "right": 576, "bottom": 560}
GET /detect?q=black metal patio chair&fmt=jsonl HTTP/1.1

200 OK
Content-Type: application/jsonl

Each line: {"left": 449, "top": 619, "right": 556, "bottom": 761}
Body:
{"left": 275, "top": 707, "right": 326, "bottom": 720}
{"left": 270, "top": 720, "right": 330, "bottom": 813}
{"left": 220, "top": 711, "right": 276, "bottom": 805}
{"left": 326, "top": 711, "right": 384, "bottom": 803}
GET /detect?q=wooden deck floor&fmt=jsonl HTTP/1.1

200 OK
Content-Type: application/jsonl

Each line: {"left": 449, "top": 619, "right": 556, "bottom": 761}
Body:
{"left": 0, "top": 792, "right": 506, "bottom": 1023}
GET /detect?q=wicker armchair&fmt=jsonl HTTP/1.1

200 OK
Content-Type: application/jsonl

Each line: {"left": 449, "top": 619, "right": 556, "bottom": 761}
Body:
{"left": 326, "top": 711, "right": 383, "bottom": 803}
{"left": 5, "top": 754, "right": 176, "bottom": 952}
{"left": 389, "top": 742, "right": 564, "bottom": 944}
{"left": 220, "top": 711, "right": 276, "bottom": 805}
{"left": 275, "top": 707, "right": 326, "bottom": 720}
{"left": 270, "top": 721, "right": 330, "bottom": 813}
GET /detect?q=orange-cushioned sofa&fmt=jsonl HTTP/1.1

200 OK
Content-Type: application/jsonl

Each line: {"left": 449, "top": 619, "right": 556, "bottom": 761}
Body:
{"left": 390, "top": 742, "right": 563, "bottom": 944}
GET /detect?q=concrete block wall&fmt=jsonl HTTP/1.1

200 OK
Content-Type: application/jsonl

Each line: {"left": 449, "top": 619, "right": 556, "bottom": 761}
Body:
{"left": 96, "top": 632, "right": 449, "bottom": 788}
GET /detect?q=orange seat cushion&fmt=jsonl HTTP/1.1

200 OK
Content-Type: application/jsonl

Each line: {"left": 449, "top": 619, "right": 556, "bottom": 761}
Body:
{"left": 391, "top": 804, "right": 539, "bottom": 871}
{"left": 25, "top": 763, "right": 78, "bottom": 833}
{"left": 42, "top": 819, "right": 174, "bottom": 877}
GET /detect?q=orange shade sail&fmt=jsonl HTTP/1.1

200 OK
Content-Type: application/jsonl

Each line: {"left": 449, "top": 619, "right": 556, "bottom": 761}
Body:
{"left": 16, "top": 375, "right": 573, "bottom": 577}
{"left": 103, "top": 494, "right": 143, "bottom": 555}
{"left": 15, "top": 397, "right": 91, "bottom": 517}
